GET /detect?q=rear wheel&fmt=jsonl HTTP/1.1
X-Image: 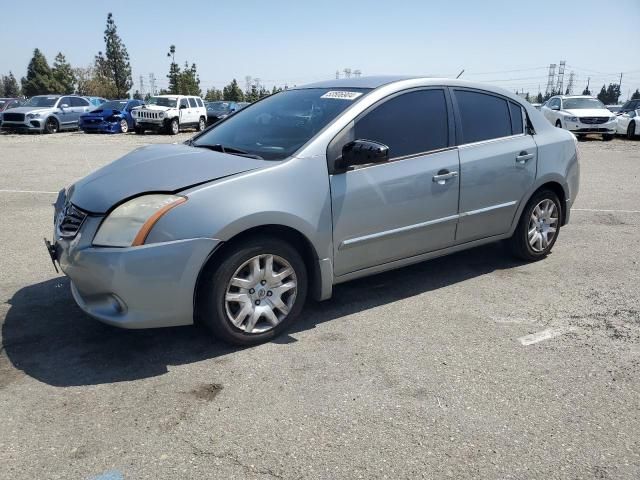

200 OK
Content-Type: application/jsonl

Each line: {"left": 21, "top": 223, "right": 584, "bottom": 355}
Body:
{"left": 198, "top": 237, "right": 308, "bottom": 346}
{"left": 44, "top": 117, "right": 59, "bottom": 134}
{"left": 509, "top": 189, "right": 561, "bottom": 261}
{"left": 119, "top": 119, "right": 129, "bottom": 133}
{"left": 555, "top": 120, "right": 562, "bottom": 129}
{"left": 628, "top": 122, "right": 637, "bottom": 140}
{"left": 197, "top": 117, "right": 206, "bottom": 132}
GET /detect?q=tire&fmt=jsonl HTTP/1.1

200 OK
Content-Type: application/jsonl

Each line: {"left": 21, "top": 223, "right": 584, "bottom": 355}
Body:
{"left": 509, "top": 189, "right": 561, "bottom": 262}
{"left": 198, "top": 236, "right": 308, "bottom": 346}
{"left": 602, "top": 134, "right": 614, "bottom": 141}
{"left": 44, "top": 117, "right": 59, "bottom": 134}
{"left": 169, "top": 118, "right": 179, "bottom": 135}
{"left": 119, "top": 119, "right": 129, "bottom": 133}
{"left": 197, "top": 116, "right": 206, "bottom": 132}
{"left": 628, "top": 122, "right": 636, "bottom": 140}
{"left": 134, "top": 126, "right": 144, "bottom": 135}
{"left": 555, "top": 120, "right": 562, "bottom": 129}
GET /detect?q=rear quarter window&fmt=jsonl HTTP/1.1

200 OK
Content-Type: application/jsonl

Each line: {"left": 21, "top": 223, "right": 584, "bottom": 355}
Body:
{"left": 454, "top": 90, "right": 512, "bottom": 144}
{"left": 509, "top": 102, "right": 524, "bottom": 135}
{"left": 196, "top": 98, "right": 204, "bottom": 107}
{"left": 188, "top": 98, "right": 197, "bottom": 108}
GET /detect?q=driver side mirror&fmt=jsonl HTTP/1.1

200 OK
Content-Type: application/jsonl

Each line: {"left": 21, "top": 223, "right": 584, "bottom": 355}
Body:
{"left": 336, "top": 139, "right": 389, "bottom": 170}
{"left": 60, "top": 104, "right": 69, "bottom": 109}
{"left": 551, "top": 105, "right": 560, "bottom": 111}
{"left": 180, "top": 104, "right": 187, "bottom": 109}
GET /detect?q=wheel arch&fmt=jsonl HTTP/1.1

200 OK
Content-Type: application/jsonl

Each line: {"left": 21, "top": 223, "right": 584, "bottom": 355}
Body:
{"left": 510, "top": 178, "right": 570, "bottom": 235}
{"left": 193, "top": 224, "right": 326, "bottom": 322}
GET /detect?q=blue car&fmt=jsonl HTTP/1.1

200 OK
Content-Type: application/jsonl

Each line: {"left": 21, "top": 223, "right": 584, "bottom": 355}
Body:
{"left": 84, "top": 96, "right": 108, "bottom": 107}
{"left": 79, "top": 99, "right": 144, "bottom": 134}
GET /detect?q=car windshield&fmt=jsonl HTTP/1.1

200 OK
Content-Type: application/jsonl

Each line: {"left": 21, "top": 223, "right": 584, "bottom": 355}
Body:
{"left": 0, "top": 101, "right": 6, "bottom": 109}
{"left": 98, "top": 101, "right": 128, "bottom": 111}
{"left": 146, "top": 97, "right": 177, "bottom": 108}
{"left": 23, "top": 96, "right": 59, "bottom": 108}
{"left": 207, "top": 102, "right": 231, "bottom": 112}
{"left": 563, "top": 98, "right": 606, "bottom": 110}
{"left": 193, "top": 88, "right": 370, "bottom": 160}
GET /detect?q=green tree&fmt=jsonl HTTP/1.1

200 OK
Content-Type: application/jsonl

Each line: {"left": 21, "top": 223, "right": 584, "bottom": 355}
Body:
{"left": 92, "top": 53, "right": 119, "bottom": 98}
{"left": 3, "top": 72, "right": 21, "bottom": 97}
{"left": 245, "top": 84, "right": 259, "bottom": 102}
{"left": 223, "top": 79, "right": 244, "bottom": 101}
{"left": 205, "top": 87, "right": 223, "bottom": 101}
{"left": 536, "top": 92, "right": 543, "bottom": 103}
{"left": 597, "top": 85, "right": 607, "bottom": 103}
{"left": 582, "top": 87, "right": 591, "bottom": 95}
{"left": 100, "top": 13, "right": 133, "bottom": 98}
{"left": 51, "top": 52, "right": 76, "bottom": 93}
{"left": 178, "top": 62, "right": 201, "bottom": 96}
{"left": 21, "top": 48, "right": 55, "bottom": 96}
{"left": 132, "top": 90, "right": 143, "bottom": 100}
{"left": 632, "top": 89, "right": 640, "bottom": 100}
{"left": 167, "top": 45, "right": 180, "bottom": 94}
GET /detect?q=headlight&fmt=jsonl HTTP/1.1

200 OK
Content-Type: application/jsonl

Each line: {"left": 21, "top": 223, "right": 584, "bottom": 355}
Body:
{"left": 609, "top": 116, "right": 617, "bottom": 122}
{"left": 158, "top": 112, "right": 165, "bottom": 119}
{"left": 27, "top": 113, "right": 41, "bottom": 119}
{"left": 565, "top": 115, "right": 578, "bottom": 122}
{"left": 93, "top": 194, "right": 187, "bottom": 247}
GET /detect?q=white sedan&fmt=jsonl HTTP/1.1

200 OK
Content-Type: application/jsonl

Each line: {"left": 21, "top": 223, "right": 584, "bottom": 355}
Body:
{"left": 615, "top": 99, "right": 640, "bottom": 139}
{"left": 541, "top": 95, "right": 617, "bottom": 141}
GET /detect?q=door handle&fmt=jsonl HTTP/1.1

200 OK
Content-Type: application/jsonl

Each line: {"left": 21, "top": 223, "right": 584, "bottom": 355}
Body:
{"left": 432, "top": 170, "right": 458, "bottom": 184}
{"left": 516, "top": 152, "right": 534, "bottom": 164}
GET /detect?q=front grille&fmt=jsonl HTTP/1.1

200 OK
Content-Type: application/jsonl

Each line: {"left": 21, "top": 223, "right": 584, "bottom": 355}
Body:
{"left": 137, "top": 110, "right": 160, "bottom": 119}
{"left": 57, "top": 203, "right": 87, "bottom": 238}
{"left": 580, "top": 117, "right": 609, "bottom": 125}
{"left": 3, "top": 112, "right": 25, "bottom": 122}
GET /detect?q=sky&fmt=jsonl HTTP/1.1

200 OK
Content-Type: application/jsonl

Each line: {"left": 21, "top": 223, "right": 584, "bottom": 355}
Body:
{"left": 1, "top": 0, "right": 639, "bottom": 100}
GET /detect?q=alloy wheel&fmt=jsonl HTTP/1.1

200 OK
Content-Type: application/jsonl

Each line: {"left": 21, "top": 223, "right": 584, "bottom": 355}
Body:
{"left": 527, "top": 199, "right": 558, "bottom": 252}
{"left": 120, "top": 119, "right": 128, "bottom": 133}
{"left": 199, "top": 118, "right": 205, "bottom": 131}
{"left": 224, "top": 254, "right": 297, "bottom": 334}
{"left": 629, "top": 122, "right": 636, "bottom": 140}
{"left": 46, "top": 118, "right": 58, "bottom": 134}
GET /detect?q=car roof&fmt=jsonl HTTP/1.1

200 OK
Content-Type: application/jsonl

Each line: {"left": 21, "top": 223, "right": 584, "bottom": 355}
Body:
{"left": 556, "top": 95, "right": 594, "bottom": 99}
{"left": 298, "top": 75, "right": 418, "bottom": 89}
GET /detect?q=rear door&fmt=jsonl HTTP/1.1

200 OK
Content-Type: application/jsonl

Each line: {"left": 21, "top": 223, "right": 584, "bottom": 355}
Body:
{"left": 187, "top": 97, "right": 198, "bottom": 124}
{"left": 451, "top": 89, "right": 536, "bottom": 243}
{"left": 330, "top": 88, "right": 460, "bottom": 276}
{"left": 69, "top": 97, "right": 91, "bottom": 126}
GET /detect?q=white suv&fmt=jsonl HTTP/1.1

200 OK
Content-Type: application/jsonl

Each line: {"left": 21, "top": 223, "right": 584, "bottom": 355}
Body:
{"left": 132, "top": 95, "right": 207, "bottom": 135}
{"left": 540, "top": 95, "right": 617, "bottom": 141}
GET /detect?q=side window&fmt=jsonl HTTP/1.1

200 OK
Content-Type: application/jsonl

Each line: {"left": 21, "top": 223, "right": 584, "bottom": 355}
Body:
{"left": 551, "top": 98, "right": 561, "bottom": 109}
{"left": 179, "top": 98, "right": 189, "bottom": 109}
{"left": 195, "top": 98, "right": 204, "bottom": 107}
{"left": 70, "top": 97, "right": 89, "bottom": 107}
{"left": 455, "top": 90, "right": 511, "bottom": 144}
{"left": 60, "top": 97, "right": 73, "bottom": 107}
{"left": 188, "top": 97, "right": 197, "bottom": 108}
{"left": 354, "top": 89, "right": 449, "bottom": 159}
{"left": 509, "top": 102, "right": 524, "bottom": 135}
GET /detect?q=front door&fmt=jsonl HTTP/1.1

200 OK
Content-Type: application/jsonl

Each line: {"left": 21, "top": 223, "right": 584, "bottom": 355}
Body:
{"left": 451, "top": 89, "right": 537, "bottom": 243}
{"left": 330, "top": 88, "right": 460, "bottom": 276}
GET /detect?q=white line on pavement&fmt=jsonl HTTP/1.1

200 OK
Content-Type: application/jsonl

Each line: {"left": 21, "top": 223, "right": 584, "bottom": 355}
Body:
{"left": 0, "top": 189, "right": 58, "bottom": 194}
{"left": 573, "top": 208, "right": 640, "bottom": 213}
{"left": 518, "top": 327, "right": 575, "bottom": 346}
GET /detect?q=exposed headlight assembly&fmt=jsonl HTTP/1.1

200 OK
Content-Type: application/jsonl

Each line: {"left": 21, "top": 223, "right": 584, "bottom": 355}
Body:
{"left": 93, "top": 194, "right": 187, "bottom": 247}
{"left": 27, "top": 112, "right": 41, "bottom": 119}
{"left": 609, "top": 116, "right": 617, "bottom": 122}
{"left": 565, "top": 115, "right": 578, "bottom": 122}
{"left": 158, "top": 112, "right": 165, "bottom": 118}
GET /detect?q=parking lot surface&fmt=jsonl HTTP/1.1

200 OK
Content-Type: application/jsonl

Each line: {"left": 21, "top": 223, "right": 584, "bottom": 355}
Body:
{"left": 1, "top": 132, "right": 639, "bottom": 480}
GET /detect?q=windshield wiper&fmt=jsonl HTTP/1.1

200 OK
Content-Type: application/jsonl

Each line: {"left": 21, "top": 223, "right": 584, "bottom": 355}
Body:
{"left": 191, "top": 143, "right": 264, "bottom": 160}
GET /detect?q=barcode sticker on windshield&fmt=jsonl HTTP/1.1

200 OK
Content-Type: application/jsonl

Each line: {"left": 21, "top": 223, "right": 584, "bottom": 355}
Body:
{"left": 321, "top": 91, "right": 363, "bottom": 100}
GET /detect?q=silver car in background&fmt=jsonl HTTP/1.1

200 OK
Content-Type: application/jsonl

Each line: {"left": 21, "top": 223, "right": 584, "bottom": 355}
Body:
{"left": 47, "top": 77, "right": 580, "bottom": 345}
{"left": 1, "top": 94, "right": 92, "bottom": 133}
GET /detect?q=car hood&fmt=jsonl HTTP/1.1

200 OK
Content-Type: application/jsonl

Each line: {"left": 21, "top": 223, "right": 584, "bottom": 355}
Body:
{"left": 81, "top": 109, "right": 124, "bottom": 119}
{"left": 563, "top": 108, "right": 613, "bottom": 117}
{"left": 140, "top": 105, "right": 173, "bottom": 112}
{"left": 68, "top": 144, "right": 267, "bottom": 213}
{"left": 3, "top": 106, "right": 53, "bottom": 114}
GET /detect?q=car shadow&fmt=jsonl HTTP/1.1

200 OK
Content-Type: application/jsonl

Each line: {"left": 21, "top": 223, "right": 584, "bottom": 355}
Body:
{"left": 1, "top": 242, "right": 524, "bottom": 387}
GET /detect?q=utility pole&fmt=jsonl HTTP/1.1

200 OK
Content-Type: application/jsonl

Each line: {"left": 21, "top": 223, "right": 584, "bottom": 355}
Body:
{"left": 354, "top": 69, "right": 361, "bottom": 78}
{"left": 545, "top": 64, "right": 556, "bottom": 95}
{"left": 335, "top": 70, "right": 340, "bottom": 79}
{"left": 148, "top": 73, "right": 156, "bottom": 96}
{"left": 566, "top": 71, "right": 575, "bottom": 95}
{"left": 343, "top": 68, "right": 352, "bottom": 79}
{"left": 139, "top": 75, "right": 145, "bottom": 97}
{"left": 556, "top": 60, "right": 566, "bottom": 94}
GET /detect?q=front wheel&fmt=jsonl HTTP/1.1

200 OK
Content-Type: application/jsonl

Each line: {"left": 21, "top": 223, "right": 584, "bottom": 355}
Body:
{"left": 168, "top": 118, "right": 179, "bottom": 135}
{"left": 509, "top": 190, "right": 561, "bottom": 261}
{"left": 119, "top": 119, "right": 129, "bottom": 133}
{"left": 198, "top": 237, "right": 308, "bottom": 346}
{"left": 628, "top": 122, "right": 636, "bottom": 140}
{"left": 44, "top": 117, "right": 59, "bottom": 134}
{"left": 555, "top": 120, "right": 562, "bottom": 129}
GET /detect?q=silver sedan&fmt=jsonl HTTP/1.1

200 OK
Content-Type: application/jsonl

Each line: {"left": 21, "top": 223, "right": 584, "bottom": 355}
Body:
{"left": 47, "top": 76, "right": 580, "bottom": 345}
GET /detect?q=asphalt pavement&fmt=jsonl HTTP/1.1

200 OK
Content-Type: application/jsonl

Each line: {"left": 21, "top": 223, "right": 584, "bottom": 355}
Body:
{"left": 1, "top": 131, "right": 639, "bottom": 479}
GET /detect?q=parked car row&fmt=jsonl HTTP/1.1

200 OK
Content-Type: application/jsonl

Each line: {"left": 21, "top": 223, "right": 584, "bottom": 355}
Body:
{"left": 540, "top": 95, "right": 639, "bottom": 140}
